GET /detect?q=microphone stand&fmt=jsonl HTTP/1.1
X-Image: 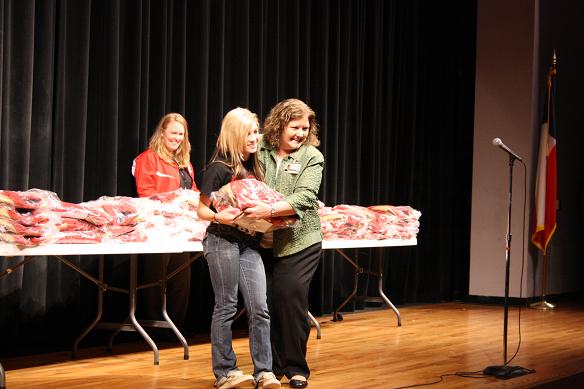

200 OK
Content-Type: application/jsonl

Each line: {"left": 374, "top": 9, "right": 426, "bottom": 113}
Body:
{"left": 483, "top": 154, "right": 531, "bottom": 379}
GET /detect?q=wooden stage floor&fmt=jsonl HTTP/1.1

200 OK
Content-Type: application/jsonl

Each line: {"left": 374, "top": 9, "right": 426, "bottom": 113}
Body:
{"left": 3, "top": 301, "right": 584, "bottom": 388}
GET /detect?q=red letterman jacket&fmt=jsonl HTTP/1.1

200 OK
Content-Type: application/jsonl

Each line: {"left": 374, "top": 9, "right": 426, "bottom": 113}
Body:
{"left": 132, "top": 149, "right": 198, "bottom": 197}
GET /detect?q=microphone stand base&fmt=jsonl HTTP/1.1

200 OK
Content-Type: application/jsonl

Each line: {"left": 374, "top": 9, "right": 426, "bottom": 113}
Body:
{"left": 483, "top": 365, "right": 534, "bottom": 379}
{"left": 529, "top": 300, "right": 555, "bottom": 310}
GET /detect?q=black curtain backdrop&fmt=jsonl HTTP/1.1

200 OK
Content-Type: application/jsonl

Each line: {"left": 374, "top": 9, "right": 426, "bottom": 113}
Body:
{"left": 0, "top": 0, "right": 476, "bottom": 354}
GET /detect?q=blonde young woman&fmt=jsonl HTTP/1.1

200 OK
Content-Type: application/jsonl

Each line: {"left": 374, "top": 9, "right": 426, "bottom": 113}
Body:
{"left": 197, "top": 108, "right": 280, "bottom": 389}
{"left": 132, "top": 112, "right": 198, "bottom": 328}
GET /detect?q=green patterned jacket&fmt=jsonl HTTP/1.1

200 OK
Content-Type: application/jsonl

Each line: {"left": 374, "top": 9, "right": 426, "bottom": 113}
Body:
{"left": 258, "top": 138, "right": 324, "bottom": 257}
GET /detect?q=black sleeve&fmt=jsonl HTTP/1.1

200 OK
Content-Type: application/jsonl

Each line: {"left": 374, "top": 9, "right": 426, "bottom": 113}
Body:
{"left": 199, "top": 161, "right": 233, "bottom": 196}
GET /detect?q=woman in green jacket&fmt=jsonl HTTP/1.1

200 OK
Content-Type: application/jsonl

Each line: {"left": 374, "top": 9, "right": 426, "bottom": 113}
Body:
{"left": 245, "top": 99, "right": 324, "bottom": 388}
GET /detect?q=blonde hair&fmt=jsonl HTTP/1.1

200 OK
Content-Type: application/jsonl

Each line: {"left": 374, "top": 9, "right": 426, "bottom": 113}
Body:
{"left": 263, "top": 98, "right": 320, "bottom": 148}
{"left": 148, "top": 113, "right": 191, "bottom": 167}
{"left": 211, "top": 107, "right": 264, "bottom": 180}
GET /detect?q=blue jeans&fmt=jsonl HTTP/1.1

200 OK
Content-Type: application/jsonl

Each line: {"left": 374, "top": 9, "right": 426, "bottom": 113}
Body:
{"left": 204, "top": 232, "right": 272, "bottom": 380}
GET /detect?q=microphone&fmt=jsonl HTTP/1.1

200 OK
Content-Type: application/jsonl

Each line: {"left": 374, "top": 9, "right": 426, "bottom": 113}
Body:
{"left": 492, "top": 138, "right": 523, "bottom": 161}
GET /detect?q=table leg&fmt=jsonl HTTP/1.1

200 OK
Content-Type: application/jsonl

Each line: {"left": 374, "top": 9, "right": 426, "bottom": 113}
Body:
{"left": 107, "top": 328, "right": 122, "bottom": 353}
{"left": 377, "top": 257, "right": 401, "bottom": 326}
{"left": 1, "top": 361, "right": 5, "bottom": 389}
{"left": 129, "top": 254, "right": 159, "bottom": 365}
{"left": 307, "top": 310, "right": 321, "bottom": 339}
{"left": 160, "top": 254, "right": 189, "bottom": 360}
{"left": 67, "top": 252, "right": 202, "bottom": 364}
{"left": 73, "top": 255, "right": 105, "bottom": 359}
{"left": 99, "top": 253, "right": 201, "bottom": 362}
{"left": 1, "top": 256, "right": 36, "bottom": 389}
{"left": 0, "top": 256, "right": 36, "bottom": 278}
{"left": 333, "top": 249, "right": 362, "bottom": 321}
{"left": 333, "top": 248, "right": 401, "bottom": 326}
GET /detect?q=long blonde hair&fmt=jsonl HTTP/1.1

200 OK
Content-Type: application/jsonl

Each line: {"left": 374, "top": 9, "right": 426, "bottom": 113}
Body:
{"left": 148, "top": 113, "right": 191, "bottom": 168}
{"left": 263, "top": 98, "right": 320, "bottom": 148}
{"left": 211, "top": 107, "right": 264, "bottom": 180}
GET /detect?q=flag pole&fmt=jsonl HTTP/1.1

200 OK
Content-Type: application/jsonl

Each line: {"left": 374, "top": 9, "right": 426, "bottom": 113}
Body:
{"left": 530, "top": 51, "right": 557, "bottom": 311}
{"left": 530, "top": 250, "right": 555, "bottom": 310}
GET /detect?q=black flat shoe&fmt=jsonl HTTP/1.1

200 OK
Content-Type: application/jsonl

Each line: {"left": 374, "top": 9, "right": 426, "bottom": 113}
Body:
{"left": 289, "top": 375, "right": 308, "bottom": 388}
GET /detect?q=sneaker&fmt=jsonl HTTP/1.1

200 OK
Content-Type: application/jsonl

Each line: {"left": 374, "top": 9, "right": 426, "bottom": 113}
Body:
{"left": 216, "top": 370, "right": 256, "bottom": 389}
{"left": 256, "top": 372, "right": 281, "bottom": 388}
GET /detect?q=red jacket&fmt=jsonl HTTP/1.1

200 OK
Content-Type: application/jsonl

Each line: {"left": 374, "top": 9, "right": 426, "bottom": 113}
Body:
{"left": 132, "top": 149, "right": 198, "bottom": 197}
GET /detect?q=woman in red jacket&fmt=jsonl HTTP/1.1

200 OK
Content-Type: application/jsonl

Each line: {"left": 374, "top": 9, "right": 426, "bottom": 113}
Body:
{"left": 133, "top": 113, "right": 198, "bottom": 196}
{"left": 132, "top": 112, "right": 198, "bottom": 329}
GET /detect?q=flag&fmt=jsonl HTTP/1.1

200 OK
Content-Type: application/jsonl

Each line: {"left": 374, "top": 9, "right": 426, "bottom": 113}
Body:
{"left": 531, "top": 57, "right": 557, "bottom": 254}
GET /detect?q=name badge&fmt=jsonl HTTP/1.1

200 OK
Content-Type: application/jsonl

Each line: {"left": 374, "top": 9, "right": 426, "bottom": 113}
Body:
{"left": 284, "top": 162, "right": 302, "bottom": 174}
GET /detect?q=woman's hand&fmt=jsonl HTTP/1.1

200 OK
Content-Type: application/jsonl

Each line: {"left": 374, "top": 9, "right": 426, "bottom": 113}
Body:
{"left": 215, "top": 211, "right": 240, "bottom": 225}
{"left": 244, "top": 201, "right": 272, "bottom": 219}
{"left": 198, "top": 194, "right": 240, "bottom": 225}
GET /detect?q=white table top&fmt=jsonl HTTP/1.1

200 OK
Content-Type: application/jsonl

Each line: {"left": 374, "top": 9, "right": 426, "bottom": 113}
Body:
{"left": 321, "top": 238, "right": 416, "bottom": 250}
{"left": 1, "top": 238, "right": 416, "bottom": 257}
{"left": 0, "top": 241, "right": 201, "bottom": 257}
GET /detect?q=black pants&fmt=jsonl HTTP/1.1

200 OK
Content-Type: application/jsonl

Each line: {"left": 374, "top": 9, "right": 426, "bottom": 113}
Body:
{"left": 262, "top": 242, "right": 322, "bottom": 379}
{"left": 139, "top": 252, "right": 191, "bottom": 327}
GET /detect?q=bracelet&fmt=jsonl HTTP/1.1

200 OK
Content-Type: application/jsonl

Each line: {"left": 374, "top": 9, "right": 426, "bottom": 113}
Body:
{"left": 270, "top": 205, "right": 276, "bottom": 217}
{"left": 213, "top": 213, "right": 218, "bottom": 223}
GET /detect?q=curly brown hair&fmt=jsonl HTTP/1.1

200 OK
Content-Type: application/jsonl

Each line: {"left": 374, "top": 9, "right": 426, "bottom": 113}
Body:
{"left": 262, "top": 99, "right": 320, "bottom": 148}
